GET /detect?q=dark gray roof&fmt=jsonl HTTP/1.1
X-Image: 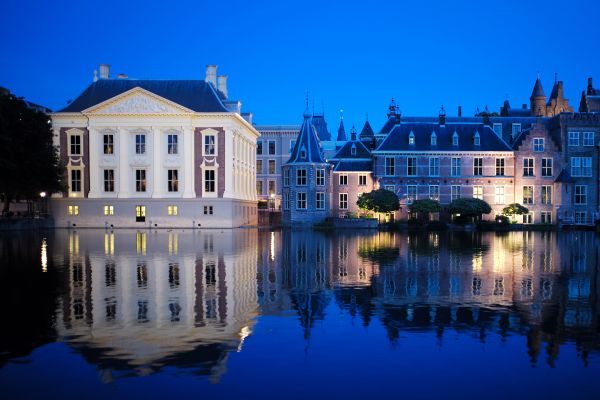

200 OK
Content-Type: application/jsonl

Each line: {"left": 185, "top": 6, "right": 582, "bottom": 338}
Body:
{"left": 555, "top": 169, "right": 574, "bottom": 183}
{"left": 375, "top": 122, "right": 512, "bottom": 152}
{"left": 287, "top": 110, "right": 326, "bottom": 164}
{"left": 336, "top": 119, "right": 347, "bottom": 141}
{"left": 531, "top": 78, "right": 545, "bottom": 98}
{"left": 334, "top": 160, "right": 372, "bottom": 172}
{"left": 379, "top": 116, "right": 397, "bottom": 135}
{"left": 331, "top": 138, "right": 371, "bottom": 160}
{"left": 59, "top": 79, "right": 229, "bottom": 113}
{"left": 359, "top": 120, "right": 375, "bottom": 138}
{"left": 311, "top": 115, "right": 331, "bottom": 141}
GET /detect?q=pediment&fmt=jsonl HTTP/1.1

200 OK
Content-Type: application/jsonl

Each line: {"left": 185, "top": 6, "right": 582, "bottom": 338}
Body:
{"left": 84, "top": 88, "right": 193, "bottom": 114}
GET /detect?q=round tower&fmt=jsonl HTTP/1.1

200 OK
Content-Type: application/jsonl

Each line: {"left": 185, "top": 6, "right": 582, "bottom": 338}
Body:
{"left": 530, "top": 76, "right": 546, "bottom": 116}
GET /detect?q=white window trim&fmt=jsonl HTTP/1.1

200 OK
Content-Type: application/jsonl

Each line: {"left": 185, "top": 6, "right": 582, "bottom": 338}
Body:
{"left": 201, "top": 128, "right": 219, "bottom": 157}
{"left": 339, "top": 193, "right": 348, "bottom": 210}
{"left": 68, "top": 167, "right": 84, "bottom": 197}
{"left": 202, "top": 166, "right": 218, "bottom": 198}
{"left": 66, "top": 128, "right": 84, "bottom": 157}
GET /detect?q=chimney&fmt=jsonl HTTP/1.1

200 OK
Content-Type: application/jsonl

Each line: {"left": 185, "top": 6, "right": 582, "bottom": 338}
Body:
{"left": 458, "top": 105, "right": 462, "bottom": 117}
{"left": 588, "top": 77, "right": 593, "bottom": 95}
{"left": 205, "top": 65, "right": 217, "bottom": 87}
{"left": 217, "top": 75, "right": 228, "bottom": 99}
{"left": 117, "top": 73, "right": 128, "bottom": 79}
{"left": 99, "top": 64, "right": 110, "bottom": 79}
{"left": 439, "top": 105, "right": 446, "bottom": 126}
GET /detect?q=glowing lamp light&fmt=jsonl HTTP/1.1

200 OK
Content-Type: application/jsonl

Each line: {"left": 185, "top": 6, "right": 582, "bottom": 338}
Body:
{"left": 40, "top": 192, "right": 46, "bottom": 198}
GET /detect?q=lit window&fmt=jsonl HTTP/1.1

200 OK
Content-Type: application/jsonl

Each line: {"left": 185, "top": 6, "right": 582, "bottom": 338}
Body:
{"left": 256, "top": 159, "right": 263, "bottom": 174}
{"left": 103, "top": 134, "right": 114, "bottom": 155}
{"left": 68, "top": 205, "right": 79, "bottom": 216}
{"left": 167, "top": 205, "right": 178, "bottom": 216}
{"left": 104, "top": 205, "right": 114, "bottom": 216}
{"left": 541, "top": 186, "right": 552, "bottom": 204}
{"left": 268, "top": 160, "right": 276, "bottom": 174}
{"left": 135, "top": 205, "right": 146, "bottom": 222}
{"left": 268, "top": 180, "right": 275, "bottom": 195}
{"left": 473, "top": 185, "right": 483, "bottom": 200}
{"left": 522, "top": 186, "right": 533, "bottom": 204}
{"left": 256, "top": 181, "right": 263, "bottom": 195}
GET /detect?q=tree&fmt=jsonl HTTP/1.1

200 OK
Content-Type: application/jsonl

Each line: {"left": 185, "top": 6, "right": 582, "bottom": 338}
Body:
{"left": 357, "top": 189, "right": 400, "bottom": 220}
{"left": 0, "top": 91, "right": 63, "bottom": 213}
{"left": 408, "top": 199, "right": 442, "bottom": 221}
{"left": 502, "top": 203, "right": 529, "bottom": 222}
{"left": 447, "top": 198, "right": 492, "bottom": 222}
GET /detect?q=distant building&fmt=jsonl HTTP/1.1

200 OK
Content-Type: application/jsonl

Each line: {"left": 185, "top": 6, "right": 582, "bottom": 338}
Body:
{"left": 50, "top": 64, "right": 259, "bottom": 228}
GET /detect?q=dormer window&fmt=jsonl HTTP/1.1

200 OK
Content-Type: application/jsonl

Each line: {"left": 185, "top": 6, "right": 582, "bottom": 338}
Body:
{"left": 431, "top": 131, "right": 437, "bottom": 146}
{"left": 452, "top": 132, "right": 459, "bottom": 146}
{"left": 409, "top": 131, "right": 415, "bottom": 145}
{"left": 474, "top": 132, "right": 481, "bottom": 146}
{"left": 300, "top": 146, "right": 307, "bottom": 159}
{"left": 351, "top": 144, "right": 357, "bottom": 156}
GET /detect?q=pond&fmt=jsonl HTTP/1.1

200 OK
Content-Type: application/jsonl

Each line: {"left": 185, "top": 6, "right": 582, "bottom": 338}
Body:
{"left": 0, "top": 229, "right": 599, "bottom": 399}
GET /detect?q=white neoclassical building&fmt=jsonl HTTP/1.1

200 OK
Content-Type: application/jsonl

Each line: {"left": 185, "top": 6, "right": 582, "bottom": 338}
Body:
{"left": 51, "top": 64, "right": 259, "bottom": 228}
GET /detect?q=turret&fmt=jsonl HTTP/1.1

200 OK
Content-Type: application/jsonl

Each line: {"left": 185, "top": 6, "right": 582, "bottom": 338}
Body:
{"left": 530, "top": 76, "right": 546, "bottom": 116}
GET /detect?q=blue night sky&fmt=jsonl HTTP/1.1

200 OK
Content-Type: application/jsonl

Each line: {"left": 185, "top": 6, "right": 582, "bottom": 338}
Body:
{"left": 1, "top": 0, "right": 598, "bottom": 130}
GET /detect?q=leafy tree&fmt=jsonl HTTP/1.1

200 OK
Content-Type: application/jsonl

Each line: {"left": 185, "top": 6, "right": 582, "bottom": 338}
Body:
{"left": 502, "top": 203, "right": 529, "bottom": 221}
{"left": 0, "top": 91, "right": 63, "bottom": 213}
{"left": 357, "top": 189, "right": 400, "bottom": 220}
{"left": 447, "top": 198, "right": 492, "bottom": 222}
{"left": 408, "top": 199, "right": 442, "bottom": 221}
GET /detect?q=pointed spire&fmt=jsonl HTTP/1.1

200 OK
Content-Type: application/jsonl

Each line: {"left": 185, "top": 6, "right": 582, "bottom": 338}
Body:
{"left": 439, "top": 105, "right": 446, "bottom": 125}
{"left": 387, "top": 98, "right": 398, "bottom": 118}
{"left": 531, "top": 76, "right": 546, "bottom": 98}
{"left": 336, "top": 110, "right": 346, "bottom": 141}
{"left": 580, "top": 90, "right": 589, "bottom": 112}
{"left": 359, "top": 120, "right": 375, "bottom": 139}
{"left": 288, "top": 102, "right": 326, "bottom": 164}
{"left": 303, "top": 92, "right": 310, "bottom": 118}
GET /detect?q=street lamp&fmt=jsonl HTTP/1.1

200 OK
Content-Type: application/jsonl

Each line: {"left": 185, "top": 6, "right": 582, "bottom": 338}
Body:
{"left": 39, "top": 192, "right": 47, "bottom": 217}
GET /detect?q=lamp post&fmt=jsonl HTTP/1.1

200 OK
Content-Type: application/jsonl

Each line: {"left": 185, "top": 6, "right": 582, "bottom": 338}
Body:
{"left": 269, "top": 193, "right": 275, "bottom": 211}
{"left": 39, "top": 192, "right": 47, "bottom": 217}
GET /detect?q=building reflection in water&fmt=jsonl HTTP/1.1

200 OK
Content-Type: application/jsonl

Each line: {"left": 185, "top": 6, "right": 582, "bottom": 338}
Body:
{"left": 50, "top": 229, "right": 600, "bottom": 382}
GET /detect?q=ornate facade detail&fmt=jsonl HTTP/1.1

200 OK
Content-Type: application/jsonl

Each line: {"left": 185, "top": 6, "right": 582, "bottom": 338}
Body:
{"left": 98, "top": 94, "right": 180, "bottom": 114}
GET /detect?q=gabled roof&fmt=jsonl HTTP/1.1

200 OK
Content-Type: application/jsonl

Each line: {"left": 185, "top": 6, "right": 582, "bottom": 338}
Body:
{"left": 360, "top": 120, "right": 375, "bottom": 138}
{"left": 555, "top": 169, "right": 574, "bottom": 183}
{"left": 531, "top": 78, "right": 545, "bottom": 98}
{"left": 374, "top": 122, "right": 512, "bottom": 152}
{"left": 59, "top": 79, "right": 229, "bottom": 113}
{"left": 331, "top": 137, "right": 371, "bottom": 160}
{"left": 333, "top": 160, "right": 373, "bottom": 172}
{"left": 379, "top": 116, "right": 398, "bottom": 135}
{"left": 287, "top": 109, "right": 326, "bottom": 164}
{"left": 336, "top": 119, "right": 347, "bottom": 141}
{"left": 312, "top": 114, "right": 331, "bottom": 141}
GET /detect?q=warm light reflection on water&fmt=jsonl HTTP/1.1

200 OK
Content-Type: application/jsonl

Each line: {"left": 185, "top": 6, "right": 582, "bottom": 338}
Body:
{"left": 1, "top": 229, "right": 600, "bottom": 398}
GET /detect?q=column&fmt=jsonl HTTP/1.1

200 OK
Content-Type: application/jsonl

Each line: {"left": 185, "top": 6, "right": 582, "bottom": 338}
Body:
{"left": 88, "top": 128, "right": 100, "bottom": 198}
{"left": 222, "top": 128, "right": 234, "bottom": 198}
{"left": 183, "top": 127, "right": 196, "bottom": 198}
{"left": 152, "top": 127, "right": 164, "bottom": 198}
{"left": 118, "top": 128, "right": 130, "bottom": 198}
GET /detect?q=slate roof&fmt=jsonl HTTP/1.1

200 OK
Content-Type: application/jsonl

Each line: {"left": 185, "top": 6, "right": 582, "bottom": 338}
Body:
{"left": 311, "top": 114, "right": 331, "bottom": 141}
{"left": 59, "top": 79, "right": 229, "bottom": 113}
{"left": 531, "top": 78, "right": 545, "bottom": 98}
{"left": 374, "top": 122, "right": 512, "bottom": 152}
{"left": 555, "top": 169, "right": 574, "bottom": 183}
{"left": 333, "top": 160, "right": 372, "bottom": 172}
{"left": 336, "top": 119, "right": 347, "bottom": 141}
{"left": 331, "top": 137, "right": 371, "bottom": 160}
{"left": 359, "top": 120, "right": 375, "bottom": 138}
{"left": 287, "top": 109, "right": 326, "bottom": 164}
{"left": 379, "top": 116, "right": 398, "bottom": 135}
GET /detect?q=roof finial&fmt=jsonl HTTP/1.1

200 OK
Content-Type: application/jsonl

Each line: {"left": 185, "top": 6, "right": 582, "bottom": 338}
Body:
{"left": 554, "top": 72, "right": 558, "bottom": 83}
{"left": 303, "top": 91, "right": 311, "bottom": 118}
{"left": 365, "top": 112, "right": 369, "bottom": 122}
{"left": 340, "top": 109, "right": 344, "bottom": 120}
{"left": 537, "top": 71, "right": 540, "bottom": 80}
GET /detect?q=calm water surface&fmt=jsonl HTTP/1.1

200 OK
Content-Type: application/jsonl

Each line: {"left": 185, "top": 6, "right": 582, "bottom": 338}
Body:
{"left": 1, "top": 229, "right": 599, "bottom": 399}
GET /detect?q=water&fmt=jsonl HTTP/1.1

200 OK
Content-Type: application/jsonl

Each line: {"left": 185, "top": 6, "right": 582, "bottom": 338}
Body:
{"left": 0, "top": 229, "right": 599, "bottom": 399}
